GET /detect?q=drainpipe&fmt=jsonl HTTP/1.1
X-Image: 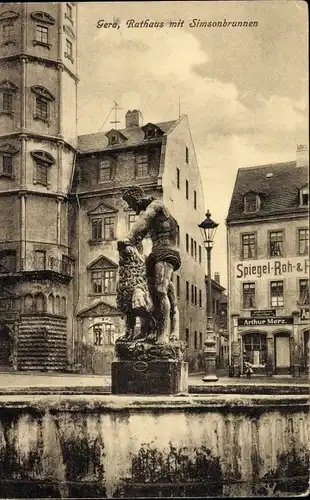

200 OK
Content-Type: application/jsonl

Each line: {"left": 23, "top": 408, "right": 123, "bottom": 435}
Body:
{"left": 72, "top": 193, "right": 81, "bottom": 364}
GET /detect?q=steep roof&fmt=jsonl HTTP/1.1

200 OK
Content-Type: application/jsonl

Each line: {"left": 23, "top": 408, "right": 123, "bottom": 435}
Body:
{"left": 227, "top": 161, "right": 309, "bottom": 222}
{"left": 77, "top": 119, "right": 179, "bottom": 154}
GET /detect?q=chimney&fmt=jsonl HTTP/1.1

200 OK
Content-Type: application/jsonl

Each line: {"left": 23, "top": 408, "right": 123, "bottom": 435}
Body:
{"left": 214, "top": 272, "right": 220, "bottom": 284}
{"left": 125, "top": 109, "right": 141, "bottom": 128}
{"left": 296, "top": 144, "right": 308, "bottom": 167}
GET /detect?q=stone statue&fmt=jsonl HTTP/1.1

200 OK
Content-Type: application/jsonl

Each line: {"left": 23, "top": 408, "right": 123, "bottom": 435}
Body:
{"left": 118, "top": 185, "right": 181, "bottom": 344}
{"left": 113, "top": 186, "right": 188, "bottom": 394}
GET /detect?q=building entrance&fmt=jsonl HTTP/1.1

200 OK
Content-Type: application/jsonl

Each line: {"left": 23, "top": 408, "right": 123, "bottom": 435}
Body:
{"left": 275, "top": 334, "right": 291, "bottom": 373}
{"left": 0, "top": 325, "right": 12, "bottom": 367}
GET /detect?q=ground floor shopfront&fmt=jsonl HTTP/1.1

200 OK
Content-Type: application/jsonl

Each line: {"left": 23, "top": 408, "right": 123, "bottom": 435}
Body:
{"left": 229, "top": 311, "right": 309, "bottom": 377}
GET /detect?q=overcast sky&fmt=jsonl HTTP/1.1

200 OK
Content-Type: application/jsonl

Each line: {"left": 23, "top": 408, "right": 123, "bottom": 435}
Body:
{"left": 76, "top": 1, "right": 308, "bottom": 288}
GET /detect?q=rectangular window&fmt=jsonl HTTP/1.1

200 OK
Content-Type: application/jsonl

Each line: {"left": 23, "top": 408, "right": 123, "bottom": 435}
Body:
{"left": 34, "top": 250, "right": 46, "bottom": 270}
{"left": 199, "top": 331, "right": 203, "bottom": 348}
{"left": 194, "top": 240, "right": 197, "bottom": 260}
{"left": 91, "top": 271, "right": 102, "bottom": 294}
{"left": 66, "top": 38, "right": 73, "bottom": 58}
{"left": 190, "top": 237, "right": 194, "bottom": 257}
{"left": 186, "top": 281, "right": 189, "bottom": 301}
{"left": 92, "top": 218, "right": 102, "bottom": 240}
{"left": 35, "top": 97, "right": 48, "bottom": 121}
{"left": 194, "top": 331, "right": 197, "bottom": 349}
{"left": 186, "top": 233, "right": 189, "bottom": 253}
{"left": 3, "top": 22, "right": 14, "bottom": 42}
{"left": 103, "top": 216, "right": 115, "bottom": 240}
{"left": 35, "top": 161, "right": 48, "bottom": 185}
{"left": 176, "top": 275, "right": 180, "bottom": 297}
{"left": 185, "top": 146, "right": 189, "bottom": 164}
{"left": 103, "top": 270, "right": 116, "bottom": 293}
{"left": 176, "top": 168, "right": 180, "bottom": 189}
{"left": 194, "top": 286, "right": 197, "bottom": 305}
{"left": 3, "top": 92, "right": 13, "bottom": 112}
{"left": 194, "top": 190, "right": 197, "bottom": 209}
{"left": 269, "top": 231, "right": 283, "bottom": 257}
{"left": 270, "top": 281, "right": 284, "bottom": 307}
{"left": 191, "top": 284, "right": 194, "bottom": 304}
{"left": 93, "top": 324, "right": 103, "bottom": 346}
{"left": 299, "top": 279, "right": 309, "bottom": 305}
{"left": 128, "top": 213, "right": 137, "bottom": 231}
{"left": 243, "top": 282, "right": 256, "bottom": 308}
{"left": 185, "top": 328, "right": 189, "bottom": 345}
{"left": 299, "top": 229, "right": 309, "bottom": 256}
{"left": 186, "top": 179, "right": 189, "bottom": 199}
{"left": 2, "top": 156, "right": 13, "bottom": 175}
{"left": 199, "top": 289, "right": 202, "bottom": 308}
{"left": 199, "top": 245, "right": 202, "bottom": 264}
{"left": 175, "top": 224, "right": 180, "bottom": 246}
{"left": 244, "top": 193, "right": 258, "bottom": 213}
{"left": 36, "top": 25, "right": 48, "bottom": 44}
{"left": 66, "top": 3, "right": 73, "bottom": 19}
{"left": 242, "top": 233, "right": 256, "bottom": 259}
{"left": 91, "top": 270, "right": 116, "bottom": 294}
{"left": 99, "top": 160, "right": 112, "bottom": 182}
{"left": 136, "top": 153, "right": 149, "bottom": 177}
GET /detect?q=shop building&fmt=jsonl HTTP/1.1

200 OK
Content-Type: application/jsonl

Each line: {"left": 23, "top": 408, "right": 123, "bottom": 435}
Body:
{"left": 226, "top": 147, "right": 309, "bottom": 376}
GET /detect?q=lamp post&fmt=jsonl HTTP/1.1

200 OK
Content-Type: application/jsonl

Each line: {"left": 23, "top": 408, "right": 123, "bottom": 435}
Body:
{"left": 198, "top": 210, "right": 219, "bottom": 382}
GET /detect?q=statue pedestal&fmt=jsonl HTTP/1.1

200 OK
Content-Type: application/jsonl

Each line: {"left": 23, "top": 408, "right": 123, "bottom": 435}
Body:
{"left": 112, "top": 360, "right": 188, "bottom": 395}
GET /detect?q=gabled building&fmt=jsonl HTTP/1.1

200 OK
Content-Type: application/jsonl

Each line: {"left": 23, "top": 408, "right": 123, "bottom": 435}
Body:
{"left": 70, "top": 110, "right": 206, "bottom": 373}
{"left": 226, "top": 146, "right": 309, "bottom": 377}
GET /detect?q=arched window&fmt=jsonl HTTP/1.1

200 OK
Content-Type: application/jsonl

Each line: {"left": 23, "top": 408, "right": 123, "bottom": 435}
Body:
{"left": 34, "top": 293, "right": 45, "bottom": 313}
{"left": 55, "top": 295, "right": 60, "bottom": 314}
{"left": 24, "top": 294, "right": 33, "bottom": 313}
{"left": 60, "top": 297, "right": 66, "bottom": 315}
{"left": 48, "top": 293, "right": 54, "bottom": 314}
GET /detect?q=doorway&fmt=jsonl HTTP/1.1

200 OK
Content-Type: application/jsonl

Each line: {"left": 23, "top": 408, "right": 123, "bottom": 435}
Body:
{"left": 275, "top": 334, "right": 291, "bottom": 374}
{"left": 0, "top": 326, "right": 12, "bottom": 367}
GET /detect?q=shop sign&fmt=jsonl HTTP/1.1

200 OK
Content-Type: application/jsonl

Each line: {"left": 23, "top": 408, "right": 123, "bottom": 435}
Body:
{"left": 300, "top": 308, "right": 309, "bottom": 322}
{"left": 238, "top": 316, "right": 293, "bottom": 327}
{"left": 251, "top": 309, "right": 276, "bottom": 318}
{"left": 235, "top": 257, "right": 309, "bottom": 280}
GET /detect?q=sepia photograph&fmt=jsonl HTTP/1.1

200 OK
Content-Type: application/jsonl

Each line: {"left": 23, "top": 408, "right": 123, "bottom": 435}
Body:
{"left": 0, "top": 0, "right": 308, "bottom": 498}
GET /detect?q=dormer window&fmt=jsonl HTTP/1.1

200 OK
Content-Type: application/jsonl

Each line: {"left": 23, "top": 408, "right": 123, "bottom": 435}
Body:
{"left": 105, "top": 129, "right": 127, "bottom": 147}
{"left": 141, "top": 123, "right": 164, "bottom": 141}
{"left": 300, "top": 186, "right": 309, "bottom": 206}
{"left": 145, "top": 128, "right": 156, "bottom": 140}
{"left": 244, "top": 192, "right": 260, "bottom": 213}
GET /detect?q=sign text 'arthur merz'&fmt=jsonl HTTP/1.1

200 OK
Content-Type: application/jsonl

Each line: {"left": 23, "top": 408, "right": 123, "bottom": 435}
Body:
{"left": 238, "top": 316, "right": 293, "bottom": 326}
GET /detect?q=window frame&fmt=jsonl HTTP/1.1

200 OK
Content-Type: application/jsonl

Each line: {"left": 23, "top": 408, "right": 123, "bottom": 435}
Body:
{"left": 298, "top": 279, "right": 309, "bottom": 305}
{"left": 268, "top": 230, "right": 284, "bottom": 257}
{"left": 298, "top": 228, "right": 309, "bottom": 256}
{"left": 34, "top": 24, "right": 50, "bottom": 47}
{"left": 185, "top": 146, "right": 189, "bottom": 164}
{"left": 176, "top": 167, "right": 180, "bottom": 189}
{"left": 186, "top": 233, "right": 189, "bottom": 253}
{"left": 31, "top": 150, "right": 54, "bottom": 187}
{"left": 270, "top": 280, "right": 284, "bottom": 308}
{"left": 91, "top": 268, "right": 117, "bottom": 295}
{"left": 185, "top": 179, "right": 189, "bottom": 199}
{"left": 135, "top": 152, "right": 149, "bottom": 178}
{"left": 244, "top": 192, "right": 260, "bottom": 213}
{"left": 241, "top": 232, "right": 257, "bottom": 260}
{"left": 242, "top": 282, "right": 256, "bottom": 309}
{"left": 98, "top": 158, "right": 112, "bottom": 183}
{"left": 65, "top": 37, "right": 74, "bottom": 62}
{"left": 186, "top": 281, "right": 189, "bottom": 302}
{"left": 193, "top": 190, "right": 197, "bottom": 209}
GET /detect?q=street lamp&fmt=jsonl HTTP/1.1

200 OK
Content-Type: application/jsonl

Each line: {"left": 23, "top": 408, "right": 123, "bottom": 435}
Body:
{"left": 198, "top": 210, "right": 219, "bottom": 382}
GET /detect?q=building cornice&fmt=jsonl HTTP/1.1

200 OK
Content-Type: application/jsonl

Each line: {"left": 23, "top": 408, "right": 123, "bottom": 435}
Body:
{"left": 0, "top": 132, "right": 76, "bottom": 153}
{"left": 69, "top": 182, "right": 160, "bottom": 199}
{"left": 226, "top": 211, "right": 308, "bottom": 227}
{"left": 0, "top": 54, "right": 79, "bottom": 83}
{"left": 0, "top": 189, "right": 69, "bottom": 200}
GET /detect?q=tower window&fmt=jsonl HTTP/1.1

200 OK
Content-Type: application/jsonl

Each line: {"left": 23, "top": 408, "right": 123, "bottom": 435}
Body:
{"left": 3, "top": 21, "right": 15, "bottom": 43}
{"left": 186, "top": 179, "right": 189, "bottom": 199}
{"left": 36, "top": 25, "right": 49, "bottom": 44}
{"left": 3, "top": 92, "right": 13, "bottom": 113}
{"left": 176, "top": 167, "right": 180, "bottom": 189}
{"left": 2, "top": 156, "right": 13, "bottom": 176}
{"left": 65, "top": 38, "right": 73, "bottom": 60}
{"left": 185, "top": 146, "right": 189, "bottom": 164}
{"left": 193, "top": 190, "right": 197, "bottom": 209}
{"left": 66, "top": 3, "right": 73, "bottom": 20}
{"left": 31, "top": 150, "right": 54, "bottom": 186}
{"left": 35, "top": 97, "right": 48, "bottom": 121}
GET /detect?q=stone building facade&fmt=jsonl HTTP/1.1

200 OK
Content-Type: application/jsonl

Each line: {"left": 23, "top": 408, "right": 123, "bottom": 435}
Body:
{"left": 70, "top": 111, "right": 207, "bottom": 374}
{"left": 0, "top": 2, "right": 77, "bottom": 370}
{"left": 226, "top": 147, "right": 309, "bottom": 376}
